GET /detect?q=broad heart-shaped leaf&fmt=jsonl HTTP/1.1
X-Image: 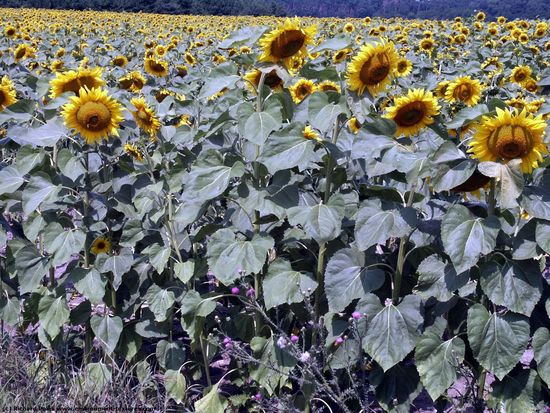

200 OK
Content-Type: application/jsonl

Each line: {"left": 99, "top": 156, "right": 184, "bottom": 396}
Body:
{"left": 359, "top": 294, "right": 423, "bottom": 372}
{"left": 98, "top": 248, "right": 134, "bottom": 290}
{"left": 184, "top": 150, "right": 244, "bottom": 203}
{"left": 57, "top": 148, "right": 86, "bottom": 182}
{"left": 206, "top": 229, "right": 274, "bottom": 285}
{"left": 467, "top": 304, "right": 530, "bottom": 380}
{"left": 287, "top": 194, "right": 345, "bottom": 243}
{"left": 441, "top": 205, "right": 500, "bottom": 274}
{"left": 325, "top": 248, "right": 385, "bottom": 312}
{"left": 479, "top": 260, "right": 542, "bottom": 316}
{"left": 309, "top": 95, "right": 344, "bottom": 134}
{"left": 369, "top": 363, "right": 422, "bottom": 412}
{"left": 521, "top": 185, "right": 550, "bottom": 220}
{"left": 243, "top": 111, "right": 280, "bottom": 145}
{"left": 431, "top": 159, "right": 477, "bottom": 192}
{"left": 70, "top": 267, "right": 107, "bottom": 305}
{"left": 535, "top": 220, "right": 550, "bottom": 254}
{"left": 38, "top": 295, "right": 70, "bottom": 340}
{"left": 15, "top": 245, "right": 49, "bottom": 294}
{"left": 478, "top": 160, "right": 523, "bottom": 209}
{"left": 488, "top": 370, "right": 541, "bottom": 413}
{"left": 194, "top": 381, "right": 226, "bottom": 413}
{"left": 354, "top": 199, "right": 412, "bottom": 251}
{"left": 0, "top": 166, "right": 26, "bottom": 196}
{"left": 145, "top": 284, "right": 175, "bottom": 322}
{"left": 156, "top": 340, "right": 186, "bottom": 371}
{"left": 310, "top": 34, "right": 352, "bottom": 52}
{"left": 43, "top": 223, "right": 86, "bottom": 267}
{"left": 415, "top": 318, "right": 465, "bottom": 400}
{"left": 263, "top": 258, "right": 317, "bottom": 309}
{"left": 0, "top": 296, "right": 20, "bottom": 326}
{"left": 90, "top": 315, "right": 123, "bottom": 355}
{"left": 249, "top": 336, "right": 296, "bottom": 395}
{"left": 198, "top": 74, "right": 240, "bottom": 100}
{"left": 258, "top": 124, "right": 316, "bottom": 174}
{"left": 8, "top": 118, "right": 66, "bottom": 147}
{"left": 414, "top": 255, "right": 469, "bottom": 302}
{"left": 144, "top": 243, "right": 171, "bottom": 274}
{"left": 532, "top": 327, "right": 550, "bottom": 386}
{"left": 164, "top": 370, "right": 186, "bottom": 404}
{"left": 22, "top": 172, "right": 60, "bottom": 216}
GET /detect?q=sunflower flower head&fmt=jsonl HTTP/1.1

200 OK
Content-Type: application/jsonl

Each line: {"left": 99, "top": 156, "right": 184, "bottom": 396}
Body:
{"left": 289, "top": 78, "right": 317, "bottom": 104}
{"left": 62, "top": 87, "right": 124, "bottom": 145}
{"left": 303, "top": 125, "right": 321, "bottom": 142}
{"left": 468, "top": 108, "right": 548, "bottom": 174}
{"left": 0, "top": 76, "right": 17, "bottom": 111}
{"left": 90, "top": 236, "right": 111, "bottom": 255}
{"left": 383, "top": 88, "right": 441, "bottom": 137}
{"left": 258, "top": 17, "right": 317, "bottom": 68}
{"left": 130, "top": 97, "right": 161, "bottom": 139}
{"left": 49, "top": 67, "right": 105, "bottom": 98}
{"left": 445, "top": 76, "right": 483, "bottom": 107}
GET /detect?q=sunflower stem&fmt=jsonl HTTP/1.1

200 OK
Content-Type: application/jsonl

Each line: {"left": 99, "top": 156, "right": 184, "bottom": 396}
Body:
{"left": 487, "top": 178, "right": 496, "bottom": 217}
{"left": 392, "top": 184, "right": 416, "bottom": 306}
{"left": 82, "top": 149, "right": 92, "bottom": 363}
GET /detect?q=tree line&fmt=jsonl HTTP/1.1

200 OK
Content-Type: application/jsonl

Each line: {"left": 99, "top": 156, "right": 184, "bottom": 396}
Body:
{"left": 0, "top": 0, "right": 547, "bottom": 20}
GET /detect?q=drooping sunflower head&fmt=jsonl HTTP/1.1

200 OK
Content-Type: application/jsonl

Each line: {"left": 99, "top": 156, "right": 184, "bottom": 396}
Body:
{"left": 510, "top": 65, "right": 532, "bottom": 85}
{"left": 346, "top": 40, "right": 399, "bottom": 96}
{"left": 258, "top": 17, "right": 317, "bottom": 67}
{"left": 49, "top": 67, "right": 105, "bottom": 98}
{"left": 14, "top": 44, "right": 34, "bottom": 61}
{"left": 445, "top": 76, "right": 483, "bottom": 107}
{"left": 176, "top": 65, "right": 188, "bottom": 77}
{"left": 303, "top": 125, "right": 321, "bottom": 142}
{"left": 383, "top": 88, "right": 441, "bottom": 137}
{"left": 289, "top": 78, "right": 317, "bottom": 104}
{"left": 119, "top": 71, "right": 146, "bottom": 92}
{"left": 243, "top": 69, "right": 285, "bottom": 94}
{"left": 523, "top": 78, "right": 540, "bottom": 93}
{"left": 112, "top": 55, "right": 128, "bottom": 68}
{"left": 124, "top": 143, "right": 144, "bottom": 161}
{"left": 348, "top": 117, "right": 361, "bottom": 134}
{"left": 435, "top": 80, "right": 450, "bottom": 99}
{"left": 395, "top": 57, "right": 412, "bottom": 77}
{"left": 144, "top": 57, "right": 168, "bottom": 77}
{"left": 62, "top": 87, "right": 124, "bottom": 145}
{"left": 130, "top": 97, "right": 161, "bottom": 138}
{"left": 90, "top": 236, "right": 111, "bottom": 255}
{"left": 0, "top": 76, "right": 17, "bottom": 111}
{"left": 318, "top": 80, "right": 341, "bottom": 93}
{"left": 333, "top": 48, "right": 350, "bottom": 64}
{"left": 468, "top": 108, "right": 548, "bottom": 174}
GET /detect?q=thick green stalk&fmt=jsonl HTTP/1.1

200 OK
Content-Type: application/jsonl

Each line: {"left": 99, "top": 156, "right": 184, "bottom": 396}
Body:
{"left": 392, "top": 184, "right": 416, "bottom": 305}
{"left": 83, "top": 149, "right": 92, "bottom": 363}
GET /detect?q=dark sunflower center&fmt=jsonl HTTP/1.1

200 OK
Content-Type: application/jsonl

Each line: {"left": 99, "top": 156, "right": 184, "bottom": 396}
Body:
{"left": 394, "top": 102, "right": 426, "bottom": 127}
{"left": 97, "top": 241, "right": 106, "bottom": 249}
{"left": 398, "top": 62, "right": 407, "bottom": 71}
{"left": 62, "top": 75, "right": 100, "bottom": 95}
{"left": 136, "top": 108, "right": 154, "bottom": 126}
{"left": 15, "top": 48, "right": 26, "bottom": 59}
{"left": 271, "top": 30, "right": 305, "bottom": 59}
{"left": 76, "top": 101, "right": 112, "bottom": 132}
{"left": 489, "top": 125, "right": 533, "bottom": 160}
{"left": 455, "top": 84, "right": 472, "bottom": 101}
{"left": 150, "top": 61, "right": 165, "bottom": 72}
{"left": 265, "top": 71, "right": 282, "bottom": 88}
{"left": 515, "top": 72, "right": 526, "bottom": 81}
{"left": 359, "top": 54, "right": 391, "bottom": 85}
{"left": 7, "top": 29, "right": 15, "bottom": 36}
{"left": 0, "top": 90, "right": 5, "bottom": 106}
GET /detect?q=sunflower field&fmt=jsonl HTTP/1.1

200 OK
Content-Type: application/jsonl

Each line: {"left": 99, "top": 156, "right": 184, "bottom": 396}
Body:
{"left": 1, "top": 6, "right": 550, "bottom": 412}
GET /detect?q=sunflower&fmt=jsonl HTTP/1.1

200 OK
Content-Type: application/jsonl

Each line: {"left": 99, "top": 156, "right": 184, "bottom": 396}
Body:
{"left": 475, "top": 11, "right": 486, "bottom": 21}
{"left": 124, "top": 143, "right": 143, "bottom": 161}
{"left": 258, "top": 17, "right": 317, "bottom": 67}
{"left": 383, "top": 88, "right": 440, "bottom": 137}
{"left": 523, "top": 78, "right": 540, "bottom": 93}
{"left": 50, "top": 60, "right": 64, "bottom": 72}
{"left": 348, "top": 117, "right": 361, "bottom": 134}
{"left": 130, "top": 97, "right": 161, "bottom": 138}
{"left": 343, "top": 23, "right": 355, "bottom": 33}
{"left": 49, "top": 67, "right": 105, "bottom": 98}
{"left": 0, "top": 76, "right": 17, "bottom": 111}
{"left": 184, "top": 52, "right": 196, "bottom": 66}
{"left": 111, "top": 55, "right": 128, "bottom": 68}
{"left": 318, "top": 80, "right": 341, "bottom": 93}
{"left": 289, "top": 79, "right": 317, "bottom": 104}
{"left": 395, "top": 57, "right": 412, "bottom": 77}
{"left": 468, "top": 108, "right": 548, "bottom": 174}
{"left": 419, "top": 38, "right": 435, "bottom": 53}
{"left": 90, "top": 236, "right": 111, "bottom": 255}
{"left": 119, "top": 71, "right": 146, "bottom": 92}
{"left": 303, "top": 125, "right": 321, "bottom": 142}
{"left": 445, "top": 76, "right": 483, "bottom": 107}
{"left": 13, "top": 44, "right": 34, "bottom": 61}
{"left": 176, "top": 114, "right": 192, "bottom": 127}
{"left": 4, "top": 26, "right": 16, "bottom": 38}
{"left": 144, "top": 57, "right": 168, "bottom": 77}
{"left": 62, "top": 87, "right": 124, "bottom": 145}
{"left": 510, "top": 66, "right": 532, "bottom": 86}
{"left": 346, "top": 41, "right": 398, "bottom": 96}
{"left": 333, "top": 48, "right": 350, "bottom": 64}
{"left": 176, "top": 65, "right": 188, "bottom": 77}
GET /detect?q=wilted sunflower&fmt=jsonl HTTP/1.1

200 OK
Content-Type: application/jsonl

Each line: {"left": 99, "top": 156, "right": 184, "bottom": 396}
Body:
{"left": 318, "top": 80, "right": 341, "bottom": 93}
{"left": 445, "top": 76, "right": 483, "bottom": 107}
{"left": 90, "top": 236, "right": 111, "bottom": 255}
{"left": 50, "top": 67, "right": 105, "bottom": 98}
{"left": 346, "top": 41, "right": 399, "bottom": 96}
{"left": 468, "top": 108, "right": 548, "bottom": 174}
{"left": 510, "top": 65, "right": 532, "bottom": 86}
{"left": 119, "top": 71, "right": 146, "bottom": 92}
{"left": 144, "top": 57, "right": 168, "bottom": 77}
{"left": 383, "top": 88, "right": 440, "bottom": 137}
{"left": 259, "top": 17, "right": 317, "bottom": 67}
{"left": 130, "top": 97, "right": 161, "bottom": 138}
{"left": 289, "top": 79, "right": 317, "bottom": 104}
{"left": 124, "top": 143, "right": 143, "bottom": 161}
{"left": 303, "top": 125, "right": 321, "bottom": 142}
{"left": 395, "top": 57, "right": 412, "bottom": 77}
{"left": 111, "top": 55, "right": 128, "bottom": 68}
{"left": 0, "top": 76, "right": 17, "bottom": 111}
{"left": 62, "top": 87, "right": 124, "bottom": 145}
